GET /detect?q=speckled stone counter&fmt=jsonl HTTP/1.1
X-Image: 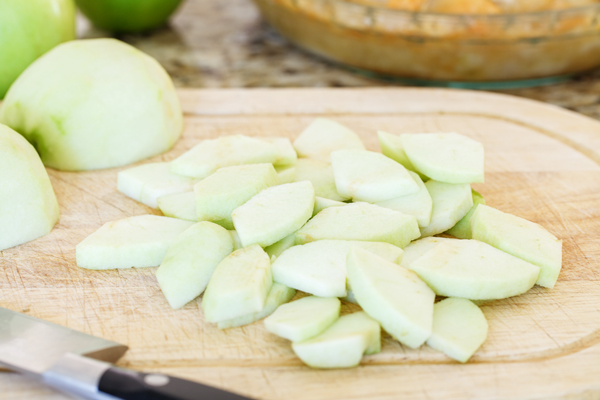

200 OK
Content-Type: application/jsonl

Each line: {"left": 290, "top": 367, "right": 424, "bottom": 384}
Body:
{"left": 77, "top": 0, "right": 600, "bottom": 120}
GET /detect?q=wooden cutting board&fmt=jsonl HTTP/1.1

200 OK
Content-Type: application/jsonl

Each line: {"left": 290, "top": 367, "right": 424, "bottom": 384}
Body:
{"left": 3, "top": 88, "right": 600, "bottom": 400}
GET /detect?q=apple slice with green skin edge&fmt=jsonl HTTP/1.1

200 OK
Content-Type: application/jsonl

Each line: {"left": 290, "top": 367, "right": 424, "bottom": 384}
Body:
{"left": 194, "top": 163, "right": 279, "bottom": 230}
{"left": 264, "top": 296, "right": 341, "bottom": 342}
{"left": 375, "top": 171, "right": 432, "bottom": 228}
{"left": 171, "top": 135, "right": 279, "bottom": 179}
{"left": 202, "top": 244, "right": 273, "bottom": 323}
{"left": 294, "top": 158, "right": 347, "bottom": 201}
{"left": 347, "top": 247, "right": 435, "bottom": 349}
{"left": 291, "top": 311, "right": 381, "bottom": 369}
{"left": 401, "top": 133, "right": 484, "bottom": 184}
{"left": 377, "top": 131, "right": 428, "bottom": 181}
{"left": 0, "top": 124, "right": 60, "bottom": 251}
{"left": 471, "top": 204, "right": 562, "bottom": 289}
{"left": 293, "top": 118, "right": 365, "bottom": 163}
{"left": 264, "top": 232, "right": 297, "bottom": 260}
{"left": 409, "top": 240, "right": 540, "bottom": 300}
{"left": 156, "top": 222, "right": 233, "bottom": 309}
{"left": 272, "top": 240, "right": 403, "bottom": 298}
{"left": 445, "top": 189, "right": 485, "bottom": 239}
{"left": 400, "top": 236, "right": 459, "bottom": 269}
{"left": 157, "top": 191, "right": 196, "bottom": 222}
{"left": 217, "top": 283, "right": 296, "bottom": 329}
{"left": 118, "top": 162, "right": 199, "bottom": 209}
{"left": 427, "top": 298, "right": 488, "bottom": 363}
{"left": 296, "top": 202, "right": 420, "bottom": 249}
{"left": 420, "top": 180, "right": 473, "bottom": 238}
{"left": 233, "top": 181, "right": 315, "bottom": 248}
{"left": 331, "top": 150, "right": 419, "bottom": 203}
{"left": 262, "top": 137, "right": 297, "bottom": 166}
{"left": 76, "top": 215, "right": 194, "bottom": 270}
{"left": 313, "top": 196, "right": 346, "bottom": 217}
{"left": 275, "top": 165, "right": 296, "bottom": 184}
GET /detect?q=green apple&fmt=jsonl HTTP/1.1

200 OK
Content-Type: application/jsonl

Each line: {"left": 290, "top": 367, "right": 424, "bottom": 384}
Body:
{"left": 471, "top": 204, "right": 562, "bottom": 288}
{"left": 262, "top": 137, "right": 297, "bottom": 166}
{"left": 229, "top": 230, "right": 243, "bottom": 251}
{"left": 0, "top": 124, "right": 60, "bottom": 250}
{"left": 375, "top": 171, "right": 433, "bottom": 228}
{"left": 0, "top": 0, "right": 75, "bottom": 98}
{"left": 377, "top": 131, "right": 427, "bottom": 180}
{"left": 400, "top": 237, "right": 458, "bottom": 269}
{"left": 275, "top": 165, "right": 296, "bottom": 184}
{"left": 0, "top": 39, "right": 183, "bottom": 171}
{"left": 420, "top": 180, "right": 473, "bottom": 238}
{"left": 264, "top": 296, "right": 341, "bottom": 342}
{"left": 295, "top": 158, "right": 347, "bottom": 201}
{"left": 155, "top": 222, "right": 233, "bottom": 309}
{"left": 76, "top": 215, "right": 194, "bottom": 269}
{"left": 427, "top": 298, "right": 488, "bottom": 363}
{"left": 157, "top": 191, "right": 196, "bottom": 222}
{"left": 445, "top": 189, "right": 485, "bottom": 239}
{"left": 293, "top": 118, "right": 364, "bottom": 163}
{"left": 313, "top": 197, "right": 346, "bottom": 217}
{"left": 202, "top": 244, "right": 273, "bottom": 322}
{"left": 75, "top": 0, "right": 183, "bottom": 33}
{"left": 264, "top": 233, "right": 297, "bottom": 260}
{"left": 331, "top": 150, "right": 419, "bottom": 202}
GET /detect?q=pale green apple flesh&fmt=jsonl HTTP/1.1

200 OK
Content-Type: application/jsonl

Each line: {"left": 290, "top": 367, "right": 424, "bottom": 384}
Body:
{"left": 264, "top": 233, "right": 297, "bottom": 259}
{"left": 217, "top": 283, "right": 296, "bottom": 329}
{"left": 331, "top": 150, "right": 419, "bottom": 202}
{"left": 427, "top": 298, "right": 488, "bottom": 363}
{"left": 156, "top": 222, "right": 233, "bottom": 309}
{"left": 291, "top": 311, "right": 381, "bottom": 369}
{"left": 445, "top": 189, "right": 485, "bottom": 239}
{"left": 202, "top": 244, "right": 273, "bottom": 322}
{"left": 76, "top": 215, "right": 194, "bottom": 269}
{"left": 296, "top": 202, "right": 420, "bottom": 249}
{"left": 194, "top": 163, "right": 279, "bottom": 229}
{"left": 400, "top": 237, "right": 459, "bottom": 269}
{"left": 262, "top": 137, "right": 297, "bottom": 166}
{"left": 0, "top": 124, "right": 60, "bottom": 250}
{"left": 420, "top": 180, "right": 473, "bottom": 238}
{"left": 272, "top": 240, "right": 403, "bottom": 297}
{"left": 377, "top": 131, "right": 427, "bottom": 180}
{"left": 232, "top": 181, "right": 315, "bottom": 247}
{"left": 409, "top": 240, "right": 540, "bottom": 299}
{"left": 0, "top": 39, "right": 182, "bottom": 171}
{"left": 294, "top": 158, "right": 347, "bottom": 201}
{"left": 313, "top": 196, "right": 346, "bottom": 217}
{"left": 401, "top": 133, "right": 484, "bottom": 184}
{"left": 118, "top": 162, "right": 199, "bottom": 209}
{"left": 229, "top": 230, "right": 243, "bottom": 250}
{"left": 375, "top": 171, "right": 433, "bottom": 228}
{"left": 471, "top": 204, "right": 562, "bottom": 288}
{"left": 171, "top": 135, "right": 279, "bottom": 179}
{"left": 347, "top": 247, "right": 435, "bottom": 348}
{"left": 264, "top": 296, "right": 341, "bottom": 342}
{"left": 293, "top": 118, "right": 365, "bottom": 163}
{"left": 275, "top": 165, "right": 296, "bottom": 184}
{"left": 157, "top": 191, "right": 196, "bottom": 222}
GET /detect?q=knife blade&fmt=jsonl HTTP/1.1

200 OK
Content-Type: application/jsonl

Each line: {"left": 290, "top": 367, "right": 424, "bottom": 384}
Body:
{"left": 0, "top": 307, "right": 254, "bottom": 400}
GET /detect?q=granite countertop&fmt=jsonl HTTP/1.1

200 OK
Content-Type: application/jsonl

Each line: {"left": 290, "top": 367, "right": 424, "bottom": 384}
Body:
{"left": 78, "top": 0, "right": 600, "bottom": 120}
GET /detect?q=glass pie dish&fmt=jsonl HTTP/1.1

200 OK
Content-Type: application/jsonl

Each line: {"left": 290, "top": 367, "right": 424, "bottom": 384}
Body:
{"left": 253, "top": 0, "right": 600, "bottom": 88}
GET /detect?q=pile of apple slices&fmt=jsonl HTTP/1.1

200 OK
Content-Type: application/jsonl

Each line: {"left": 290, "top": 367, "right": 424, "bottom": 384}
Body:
{"left": 76, "top": 118, "right": 562, "bottom": 368}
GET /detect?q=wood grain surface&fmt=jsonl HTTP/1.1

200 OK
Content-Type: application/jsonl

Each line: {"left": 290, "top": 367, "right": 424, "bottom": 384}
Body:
{"left": 2, "top": 88, "right": 600, "bottom": 399}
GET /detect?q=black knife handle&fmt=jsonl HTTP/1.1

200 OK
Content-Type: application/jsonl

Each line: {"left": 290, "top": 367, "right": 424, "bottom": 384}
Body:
{"left": 98, "top": 367, "right": 254, "bottom": 400}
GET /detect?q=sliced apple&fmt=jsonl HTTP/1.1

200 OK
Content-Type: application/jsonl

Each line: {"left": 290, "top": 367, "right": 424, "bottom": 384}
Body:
{"left": 232, "top": 181, "right": 315, "bottom": 247}
{"left": 217, "top": 283, "right": 296, "bottom": 329}
{"left": 409, "top": 240, "right": 540, "bottom": 300}
{"left": 445, "top": 189, "right": 485, "bottom": 239}
{"left": 171, "top": 135, "right": 279, "bottom": 179}
{"left": 427, "top": 298, "right": 488, "bottom": 363}
{"left": 202, "top": 244, "right": 273, "bottom": 322}
{"left": 331, "top": 150, "right": 419, "bottom": 202}
{"left": 262, "top": 137, "right": 297, "bottom": 166}
{"left": 275, "top": 165, "right": 296, "bottom": 184}
{"left": 401, "top": 236, "right": 459, "bottom": 269}
{"left": 346, "top": 247, "right": 435, "bottom": 348}
{"left": 377, "top": 131, "right": 426, "bottom": 180}
{"left": 76, "top": 215, "right": 194, "bottom": 269}
{"left": 194, "top": 163, "right": 279, "bottom": 230}
{"left": 296, "top": 202, "right": 420, "bottom": 249}
{"left": 342, "top": 290, "right": 358, "bottom": 305}
{"left": 272, "top": 240, "right": 403, "bottom": 297}
{"left": 313, "top": 196, "right": 346, "bottom": 217}
{"left": 157, "top": 191, "right": 196, "bottom": 222}
{"left": 294, "top": 158, "right": 347, "bottom": 201}
{"left": 375, "top": 171, "right": 432, "bottom": 228}
{"left": 471, "top": 204, "right": 562, "bottom": 288}
{"left": 229, "top": 230, "right": 243, "bottom": 250}
{"left": 291, "top": 311, "right": 381, "bottom": 369}
{"left": 156, "top": 222, "right": 233, "bottom": 309}
{"left": 420, "top": 180, "right": 473, "bottom": 238}
{"left": 293, "top": 118, "right": 364, "bottom": 163}
{"left": 264, "top": 296, "right": 341, "bottom": 342}
{"left": 264, "top": 232, "right": 297, "bottom": 259}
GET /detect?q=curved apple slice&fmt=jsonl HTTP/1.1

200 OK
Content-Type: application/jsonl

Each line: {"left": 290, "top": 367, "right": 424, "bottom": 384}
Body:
{"left": 445, "top": 189, "right": 485, "bottom": 239}
{"left": 294, "top": 158, "right": 347, "bottom": 201}
{"left": 420, "top": 180, "right": 473, "bottom": 238}
{"left": 293, "top": 118, "right": 364, "bottom": 163}
{"left": 375, "top": 171, "right": 433, "bottom": 228}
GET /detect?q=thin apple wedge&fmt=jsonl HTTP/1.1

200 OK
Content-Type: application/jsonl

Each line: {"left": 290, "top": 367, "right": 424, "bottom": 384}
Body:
{"left": 202, "top": 244, "right": 273, "bottom": 322}
{"left": 445, "top": 189, "right": 485, "bottom": 239}
{"left": 347, "top": 247, "right": 435, "bottom": 348}
{"left": 296, "top": 202, "right": 420, "bottom": 249}
{"left": 293, "top": 118, "right": 364, "bottom": 163}
{"left": 156, "top": 222, "right": 233, "bottom": 309}
{"left": 262, "top": 137, "right": 297, "bottom": 166}
{"left": 331, "top": 150, "right": 419, "bottom": 202}
{"left": 264, "top": 296, "right": 341, "bottom": 342}
{"left": 275, "top": 165, "right": 296, "bottom": 184}
{"left": 377, "top": 131, "right": 427, "bottom": 180}
{"left": 157, "top": 191, "right": 196, "bottom": 222}
{"left": 471, "top": 204, "right": 562, "bottom": 288}
{"left": 401, "top": 236, "right": 459, "bottom": 269}
{"left": 229, "top": 230, "right": 243, "bottom": 250}
{"left": 375, "top": 171, "right": 433, "bottom": 228}
{"left": 420, "top": 180, "right": 473, "bottom": 238}
{"left": 264, "top": 233, "right": 297, "bottom": 259}
{"left": 291, "top": 311, "right": 381, "bottom": 369}
{"left": 76, "top": 215, "right": 194, "bottom": 269}
{"left": 233, "top": 181, "right": 315, "bottom": 247}
{"left": 295, "top": 158, "right": 347, "bottom": 201}
{"left": 313, "top": 197, "right": 346, "bottom": 217}
{"left": 427, "top": 298, "right": 488, "bottom": 363}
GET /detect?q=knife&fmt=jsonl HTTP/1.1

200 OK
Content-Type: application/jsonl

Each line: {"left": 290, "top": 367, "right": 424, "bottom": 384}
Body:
{"left": 0, "top": 307, "right": 254, "bottom": 400}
